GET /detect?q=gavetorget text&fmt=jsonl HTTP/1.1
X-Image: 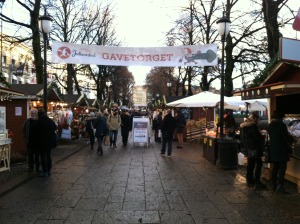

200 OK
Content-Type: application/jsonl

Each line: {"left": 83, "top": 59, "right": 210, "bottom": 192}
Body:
{"left": 72, "top": 50, "right": 174, "bottom": 62}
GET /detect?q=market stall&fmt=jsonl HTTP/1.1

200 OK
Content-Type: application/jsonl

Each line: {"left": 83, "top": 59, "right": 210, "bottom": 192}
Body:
{"left": 234, "top": 38, "right": 300, "bottom": 191}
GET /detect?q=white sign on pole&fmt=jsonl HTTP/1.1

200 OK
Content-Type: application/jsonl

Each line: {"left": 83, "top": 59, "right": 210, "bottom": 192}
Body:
{"left": 132, "top": 117, "right": 150, "bottom": 146}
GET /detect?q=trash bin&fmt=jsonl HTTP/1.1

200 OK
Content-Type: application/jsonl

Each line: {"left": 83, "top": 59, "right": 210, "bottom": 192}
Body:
{"left": 217, "top": 138, "right": 238, "bottom": 169}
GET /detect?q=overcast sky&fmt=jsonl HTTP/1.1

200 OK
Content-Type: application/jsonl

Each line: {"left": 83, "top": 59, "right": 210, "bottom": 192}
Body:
{"left": 2, "top": 0, "right": 300, "bottom": 87}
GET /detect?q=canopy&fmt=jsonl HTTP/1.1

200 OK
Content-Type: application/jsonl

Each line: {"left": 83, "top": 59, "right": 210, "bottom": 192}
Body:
{"left": 166, "top": 91, "right": 244, "bottom": 108}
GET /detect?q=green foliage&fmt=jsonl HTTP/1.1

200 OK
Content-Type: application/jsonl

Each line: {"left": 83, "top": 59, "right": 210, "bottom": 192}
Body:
{"left": 249, "top": 55, "right": 279, "bottom": 88}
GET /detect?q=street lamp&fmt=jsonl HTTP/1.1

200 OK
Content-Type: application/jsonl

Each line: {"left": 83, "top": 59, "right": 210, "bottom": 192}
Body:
{"left": 0, "top": 0, "right": 5, "bottom": 76}
{"left": 217, "top": 12, "right": 231, "bottom": 138}
{"left": 38, "top": 8, "right": 52, "bottom": 113}
{"left": 167, "top": 81, "right": 172, "bottom": 96}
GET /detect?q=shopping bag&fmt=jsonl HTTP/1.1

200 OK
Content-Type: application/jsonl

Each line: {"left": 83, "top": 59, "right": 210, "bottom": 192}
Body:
{"left": 104, "top": 135, "right": 109, "bottom": 146}
{"left": 263, "top": 144, "right": 271, "bottom": 163}
{"left": 158, "top": 131, "right": 161, "bottom": 138}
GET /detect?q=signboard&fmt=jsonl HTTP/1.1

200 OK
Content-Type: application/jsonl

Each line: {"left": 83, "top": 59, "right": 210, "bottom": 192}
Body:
{"left": 132, "top": 117, "right": 150, "bottom": 146}
{"left": 279, "top": 37, "right": 300, "bottom": 63}
{"left": 0, "top": 107, "right": 6, "bottom": 131}
{"left": 52, "top": 42, "right": 218, "bottom": 67}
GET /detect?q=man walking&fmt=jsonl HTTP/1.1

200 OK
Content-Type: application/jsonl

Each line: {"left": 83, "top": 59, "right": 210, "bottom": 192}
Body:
{"left": 35, "top": 110, "right": 57, "bottom": 177}
{"left": 22, "top": 108, "right": 39, "bottom": 172}
{"left": 161, "top": 110, "right": 176, "bottom": 157}
{"left": 120, "top": 110, "right": 131, "bottom": 146}
{"left": 94, "top": 112, "right": 107, "bottom": 156}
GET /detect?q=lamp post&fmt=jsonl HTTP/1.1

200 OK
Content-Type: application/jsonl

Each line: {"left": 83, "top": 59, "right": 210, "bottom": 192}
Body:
{"left": 167, "top": 81, "right": 172, "bottom": 96}
{"left": 106, "top": 80, "right": 111, "bottom": 107}
{"left": 0, "top": 0, "right": 5, "bottom": 76}
{"left": 217, "top": 12, "right": 231, "bottom": 138}
{"left": 38, "top": 8, "right": 52, "bottom": 113}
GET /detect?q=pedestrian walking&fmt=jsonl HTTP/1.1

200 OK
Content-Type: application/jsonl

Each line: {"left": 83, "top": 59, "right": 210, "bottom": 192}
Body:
{"left": 86, "top": 112, "right": 96, "bottom": 150}
{"left": 94, "top": 112, "right": 107, "bottom": 156}
{"left": 35, "top": 110, "right": 57, "bottom": 177}
{"left": 153, "top": 111, "right": 163, "bottom": 142}
{"left": 268, "top": 110, "right": 293, "bottom": 194}
{"left": 240, "top": 113, "right": 266, "bottom": 189}
{"left": 107, "top": 108, "right": 121, "bottom": 148}
{"left": 161, "top": 109, "right": 176, "bottom": 157}
{"left": 174, "top": 111, "right": 186, "bottom": 148}
{"left": 22, "top": 108, "right": 40, "bottom": 172}
{"left": 120, "top": 110, "right": 131, "bottom": 146}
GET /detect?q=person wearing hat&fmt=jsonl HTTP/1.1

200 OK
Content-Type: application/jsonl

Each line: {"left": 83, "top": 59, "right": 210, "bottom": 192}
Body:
{"left": 240, "top": 113, "right": 266, "bottom": 189}
{"left": 93, "top": 112, "right": 107, "bottom": 156}
{"left": 86, "top": 112, "right": 96, "bottom": 150}
{"left": 120, "top": 110, "right": 131, "bottom": 146}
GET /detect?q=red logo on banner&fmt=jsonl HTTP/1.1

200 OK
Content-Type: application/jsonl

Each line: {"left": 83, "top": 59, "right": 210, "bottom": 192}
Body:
{"left": 293, "top": 8, "right": 300, "bottom": 31}
{"left": 57, "top": 47, "right": 71, "bottom": 59}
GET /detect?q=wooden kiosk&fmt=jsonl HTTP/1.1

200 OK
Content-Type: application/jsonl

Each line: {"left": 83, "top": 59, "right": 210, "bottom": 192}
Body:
{"left": 234, "top": 37, "right": 300, "bottom": 191}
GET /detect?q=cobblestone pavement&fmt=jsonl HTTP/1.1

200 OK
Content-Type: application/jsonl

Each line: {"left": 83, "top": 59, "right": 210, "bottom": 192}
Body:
{"left": 1, "top": 134, "right": 300, "bottom": 224}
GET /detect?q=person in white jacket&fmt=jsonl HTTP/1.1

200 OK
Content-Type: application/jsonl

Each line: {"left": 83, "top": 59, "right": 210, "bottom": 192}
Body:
{"left": 107, "top": 109, "right": 121, "bottom": 148}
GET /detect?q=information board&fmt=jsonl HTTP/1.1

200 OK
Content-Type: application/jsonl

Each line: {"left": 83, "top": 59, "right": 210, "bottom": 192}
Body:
{"left": 132, "top": 117, "right": 150, "bottom": 146}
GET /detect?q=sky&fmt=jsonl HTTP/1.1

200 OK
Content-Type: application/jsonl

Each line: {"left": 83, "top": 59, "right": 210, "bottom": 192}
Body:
{"left": 113, "top": 0, "right": 187, "bottom": 85}
{"left": 113, "top": 0, "right": 300, "bottom": 87}
{"left": 2, "top": 0, "right": 300, "bottom": 88}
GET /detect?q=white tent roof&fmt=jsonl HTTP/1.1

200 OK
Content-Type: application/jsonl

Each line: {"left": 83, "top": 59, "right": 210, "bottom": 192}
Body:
{"left": 166, "top": 91, "right": 267, "bottom": 111}
{"left": 166, "top": 91, "right": 245, "bottom": 108}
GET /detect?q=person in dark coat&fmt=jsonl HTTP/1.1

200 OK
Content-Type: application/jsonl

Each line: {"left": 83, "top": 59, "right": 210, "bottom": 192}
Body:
{"left": 93, "top": 112, "right": 107, "bottom": 156}
{"left": 224, "top": 110, "right": 236, "bottom": 137}
{"left": 22, "top": 108, "right": 40, "bottom": 172}
{"left": 268, "top": 111, "right": 292, "bottom": 194}
{"left": 240, "top": 113, "right": 266, "bottom": 189}
{"left": 85, "top": 112, "right": 96, "bottom": 150}
{"left": 35, "top": 110, "right": 57, "bottom": 177}
{"left": 120, "top": 110, "right": 131, "bottom": 146}
{"left": 161, "top": 110, "right": 176, "bottom": 157}
{"left": 153, "top": 111, "right": 163, "bottom": 142}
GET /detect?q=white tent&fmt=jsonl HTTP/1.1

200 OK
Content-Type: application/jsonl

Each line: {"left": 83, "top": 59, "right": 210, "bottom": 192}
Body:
{"left": 166, "top": 91, "right": 244, "bottom": 108}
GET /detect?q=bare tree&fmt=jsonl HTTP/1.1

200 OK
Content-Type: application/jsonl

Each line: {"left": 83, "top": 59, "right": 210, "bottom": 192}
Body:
{"left": 0, "top": 0, "right": 44, "bottom": 83}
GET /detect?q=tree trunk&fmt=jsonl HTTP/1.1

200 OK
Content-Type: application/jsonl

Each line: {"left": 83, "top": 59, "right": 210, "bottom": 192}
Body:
{"left": 224, "top": 35, "right": 234, "bottom": 97}
{"left": 31, "top": 0, "right": 43, "bottom": 84}
{"left": 263, "top": 0, "right": 282, "bottom": 59}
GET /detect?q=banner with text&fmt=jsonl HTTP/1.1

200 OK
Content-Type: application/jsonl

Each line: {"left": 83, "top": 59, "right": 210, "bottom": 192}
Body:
{"left": 51, "top": 42, "right": 218, "bottom": 67}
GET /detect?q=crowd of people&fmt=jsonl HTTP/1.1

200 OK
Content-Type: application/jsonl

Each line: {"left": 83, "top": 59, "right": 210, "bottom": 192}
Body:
{"left": 23, "top": 106, "right": 294, "bottom": 194}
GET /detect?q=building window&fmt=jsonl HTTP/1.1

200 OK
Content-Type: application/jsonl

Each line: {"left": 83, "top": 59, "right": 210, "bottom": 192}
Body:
{"left": 3, "top": 56, "right": 6, "bottom": 66}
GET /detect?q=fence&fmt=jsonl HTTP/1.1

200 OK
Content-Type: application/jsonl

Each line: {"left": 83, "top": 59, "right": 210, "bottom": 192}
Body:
{"left": 186, "top": 121, "right": 215, "bottom": 142}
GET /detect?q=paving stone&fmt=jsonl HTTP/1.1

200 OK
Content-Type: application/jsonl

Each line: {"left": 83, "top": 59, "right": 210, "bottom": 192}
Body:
{"left": 1, "top": 134, "right": 300, "bottom": 224}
